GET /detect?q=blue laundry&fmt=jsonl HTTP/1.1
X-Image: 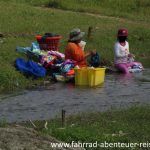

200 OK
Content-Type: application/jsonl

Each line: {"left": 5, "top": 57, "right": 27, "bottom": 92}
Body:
{"left": 16, "top": 47, "right": 31, "bottom": 53}
{"left": 61, "top": 64, "right": 74, "bottom": 73}
{"left": 90, "top": 52, "right": 100, "bottom": 67}
{"left": 16, "top": 42, "right": 41, "bottom": 55}
{"left": 15, "top": 58, "right": 46, "bottom": 77}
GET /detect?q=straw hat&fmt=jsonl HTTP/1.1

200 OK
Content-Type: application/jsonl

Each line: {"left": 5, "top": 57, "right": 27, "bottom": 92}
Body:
{"left": 69, "top": 28, "right": 85, "bottom": 42}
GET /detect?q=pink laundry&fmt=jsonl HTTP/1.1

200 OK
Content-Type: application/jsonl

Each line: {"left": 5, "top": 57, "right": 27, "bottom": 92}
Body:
{"left": 115, "top": 62, "right": 143, "bottom": 74}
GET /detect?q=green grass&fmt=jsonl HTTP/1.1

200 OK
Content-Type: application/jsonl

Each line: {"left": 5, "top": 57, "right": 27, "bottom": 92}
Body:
{"left": 0, "top": 0, "right": 150, "bottom": 93}
{"left": 1, "top": 0, "right": 150, "bottom": 22}
{"left": 46, "top": 0, "right": 150, "bottom": 22}
{"left": 23, "top": 106, "right": 150, "bottom": 150}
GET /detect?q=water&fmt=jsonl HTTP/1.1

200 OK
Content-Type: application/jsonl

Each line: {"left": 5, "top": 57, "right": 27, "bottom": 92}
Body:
{"left": 0, "top": 69, "right": 150, "bottom": 123}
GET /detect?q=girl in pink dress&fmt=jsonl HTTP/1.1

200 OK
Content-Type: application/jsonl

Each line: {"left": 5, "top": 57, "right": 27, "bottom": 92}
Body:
{"left": 114, "top": 28, "right": 143, "bottom": 74}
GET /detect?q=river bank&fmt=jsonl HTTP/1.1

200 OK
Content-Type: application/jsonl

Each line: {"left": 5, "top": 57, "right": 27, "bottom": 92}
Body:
{"left": 0, "top": 125, "right": 84, "bottom": 150}
{"left": 22, "top": 106, "right": 150, "bottom": 150}
{"left": 0, "top": 106, "right": 149, "bottom": 150}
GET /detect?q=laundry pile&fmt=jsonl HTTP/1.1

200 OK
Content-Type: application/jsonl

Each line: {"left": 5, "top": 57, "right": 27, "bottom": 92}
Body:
{"left": 15, "top": 40, "right": 75, "bottom": 81}
{"left": 15, "top": 33, "right": 101, "bottom": 81}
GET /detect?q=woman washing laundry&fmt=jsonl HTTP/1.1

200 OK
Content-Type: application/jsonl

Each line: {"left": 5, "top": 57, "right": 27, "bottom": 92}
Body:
{"left": 114, "top": 28, "right": 143, "bottom": 73}
{"left": 65, "top": 28, "right": 96, "bottom": 67}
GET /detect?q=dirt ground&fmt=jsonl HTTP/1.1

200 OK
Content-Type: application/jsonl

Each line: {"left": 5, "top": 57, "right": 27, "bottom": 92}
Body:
{"left": 0, "top": 125, "right": 85, "bottom": 150}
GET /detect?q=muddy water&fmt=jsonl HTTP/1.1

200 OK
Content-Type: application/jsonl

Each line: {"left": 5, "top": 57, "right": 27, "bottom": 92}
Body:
{"left": 0, "top": 69, "right": 150, "bottom": 123}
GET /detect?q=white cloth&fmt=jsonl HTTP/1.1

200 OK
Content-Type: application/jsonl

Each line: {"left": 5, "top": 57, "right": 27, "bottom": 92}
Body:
{"left": 114, "top": 41, "right": 129, "bottom": 64}
{"left": 79, "top": 40, "right": 86, "bottom": 51}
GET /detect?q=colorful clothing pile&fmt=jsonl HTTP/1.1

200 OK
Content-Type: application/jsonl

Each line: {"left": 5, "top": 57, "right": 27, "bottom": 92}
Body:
{"left": 16, "top": 42, "right": 75, "bottom": 79}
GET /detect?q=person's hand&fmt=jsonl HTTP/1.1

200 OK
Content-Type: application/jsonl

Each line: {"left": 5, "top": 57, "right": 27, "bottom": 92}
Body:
{"left": 128, "top": 53, "right": 135, "bottom": 58}
{"left": 85, "top": 50, "right": 97, "bottom": 58}
{"left": 90, "top": 49, "right": 97, "bottom": 55}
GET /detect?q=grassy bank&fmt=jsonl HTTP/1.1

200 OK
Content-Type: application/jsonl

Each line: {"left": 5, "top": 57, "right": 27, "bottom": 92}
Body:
{"left": 23, "top": 106, "right": 150, "bottom": 150}
{"left": 1, "top": 0, "right": 150, "bottom": 22}
{"left": 47, "top": 0, "right": 150, "bottom": 22}
{"left": 0, "top": 1, "right": 150, "bottom": 93}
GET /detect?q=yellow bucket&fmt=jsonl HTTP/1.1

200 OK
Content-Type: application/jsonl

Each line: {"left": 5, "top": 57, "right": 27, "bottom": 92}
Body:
{"left": 74, "top": 68, "right": 88, "bottom": 86}
{"left": 74, "top": 67, "right": 106, "bottom": 86}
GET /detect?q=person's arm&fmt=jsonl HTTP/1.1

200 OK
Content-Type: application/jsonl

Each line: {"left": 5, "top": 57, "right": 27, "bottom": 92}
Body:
{"left": 84, "top": 50, "right": 96, "bottom": 58}
{"left": 128, "top": 53, "right": 135, "bottom": 58}
{"left": 84, "top": 51, "right": 91, "bottom": 58}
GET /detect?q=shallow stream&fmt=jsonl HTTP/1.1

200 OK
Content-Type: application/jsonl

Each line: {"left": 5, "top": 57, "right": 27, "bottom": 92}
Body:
{"left": 0, "top": 69, "right": 150, "bottom": 123}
